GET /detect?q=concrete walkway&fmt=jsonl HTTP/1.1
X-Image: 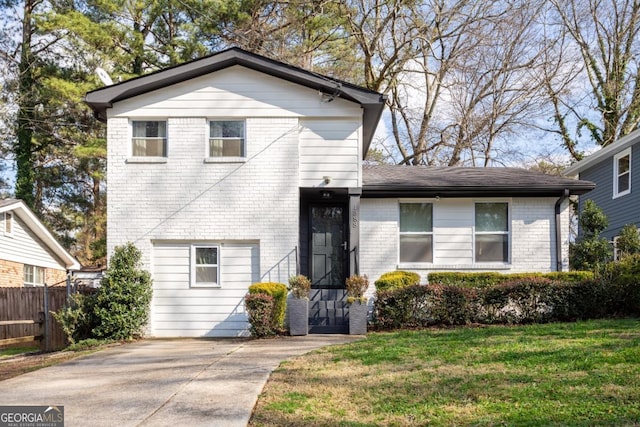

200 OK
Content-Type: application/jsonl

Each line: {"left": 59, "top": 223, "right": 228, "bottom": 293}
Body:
{"left": 0, "top": 335, "right": 363, "bottom": 426}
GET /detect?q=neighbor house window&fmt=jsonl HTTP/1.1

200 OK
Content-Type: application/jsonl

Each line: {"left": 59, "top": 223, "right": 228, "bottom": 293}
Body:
{"left": 191, "top": 245, "right": 220, "bottom": 287}
{"left": 475, "top": 202, "right": 509, "bottom": 263}
{"left": 132, "top": 120, "right": 167, "bottom": 157}
{"left": 399, "top": 203, "right": 433, "bottom": 263}
{"left": 3, "top": 212, "right": 13, "bottom": 236}
{"left": 614, "top": 148, "right": 631, "bottom": 198}
{"left": 208, "top": 120, "right": 245, "bottom": 157}
{"left": 24, "top": 265, "right": 45, "bottom": 286}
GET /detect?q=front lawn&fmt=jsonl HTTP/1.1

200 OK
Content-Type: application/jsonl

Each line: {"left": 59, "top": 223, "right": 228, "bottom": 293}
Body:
{"left": 250, "top": 319, "right": 640, "bottom": 426}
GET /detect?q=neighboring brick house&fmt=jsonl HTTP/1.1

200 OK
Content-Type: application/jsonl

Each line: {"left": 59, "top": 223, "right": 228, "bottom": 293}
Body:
{"left": 0, "top": 199, "right": 80, "bottom": 287}
{"left": 85, "top": 47, "right": 595, "bottom": 336}
{"left": 564, "top": 128, "right": 640, "bottom": 250}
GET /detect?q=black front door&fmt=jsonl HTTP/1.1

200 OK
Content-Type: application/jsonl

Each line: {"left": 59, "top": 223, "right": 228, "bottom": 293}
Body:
{"left": 310, "top": 205, "right": 347, "bottom": 288}
{"left": 309, "top": 205, "right": 349, "bottom": 333}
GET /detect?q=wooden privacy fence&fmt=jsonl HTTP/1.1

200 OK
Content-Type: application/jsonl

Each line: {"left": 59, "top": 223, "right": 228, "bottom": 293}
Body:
{"left": 0, "top": 286, "right": 71, "bottom": 352}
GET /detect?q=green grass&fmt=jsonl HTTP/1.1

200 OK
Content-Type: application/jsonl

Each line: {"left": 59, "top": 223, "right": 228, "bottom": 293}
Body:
{"left": 0, "top": 346, "right": 39, "bottom": 359}
{"left": 250, "top": 319, "right": 640, "bottom": 426}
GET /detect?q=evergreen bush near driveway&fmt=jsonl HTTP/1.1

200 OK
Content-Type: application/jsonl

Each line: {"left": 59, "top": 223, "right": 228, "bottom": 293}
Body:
{"left": 244, "top": 293, "right": 277, "bottom": 337}
{"left": 247, "top": 282, "right": 288, "bottom": 331}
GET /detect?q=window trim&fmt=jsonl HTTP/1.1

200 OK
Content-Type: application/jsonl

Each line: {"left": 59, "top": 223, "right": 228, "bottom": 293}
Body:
{"left": 130, "top": 119, "right": 168, "bottom": 158}
{"left": 473, "top": 201, "right": 511, "bottom": 264}
{"left": 3, "top": 212, "right": 13, "bottom": 237}
{"left": 190, "top": 244, "right": 221, "bottom": 288}
{"left": 24, "top": 264, "right": 45, "bottom": 287}
{"left": 206, "top": 119, "right": 246, "bottom": 161}
{"left": 613, "top": 148, "right": 631, "bottom": 199}
{"left": 398, "top": 202, "right": 434, "bottom": 264}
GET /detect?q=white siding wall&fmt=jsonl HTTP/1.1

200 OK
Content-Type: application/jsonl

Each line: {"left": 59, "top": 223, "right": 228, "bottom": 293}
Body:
{"left": 299, "top": 119, "right": 362, "bottom": 188}
{"left": 109, "top": 66, "right": 362, "bottom": 120}
{"left": 359, "top": 197, "right": 569, "bottom": 294}
{"left": 151, "top": 242, "right": 259, "bottom": 337}
{"left": 0, "top": 213, "right": 66, "bottom": 271}
{"left": 107, "top": 65, "right": 365, "bottom": 337}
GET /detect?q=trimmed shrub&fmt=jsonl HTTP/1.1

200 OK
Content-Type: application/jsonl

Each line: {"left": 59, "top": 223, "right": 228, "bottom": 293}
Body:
{"left": 244, "top": 293, "right": 277, "bottom": 337}
{"left": 374, "top": 285, "right": 432, "bottom": 329}
{"left": 600, "top": 254, "right": 640, "bottom": 315}
{"left": 92, "top": 243, "right": 153, "bottom": 340}
{"left": 428, "top": 271, "right": 593, "bottom": 288}
{"left": 374, "top": 271, "right": 420, "bottom": 292}
{"left": 430, "top": 284, "right": 476, "bottom": 325}
{"left": 248, "top": 282, "right": 288, "bottom": 329}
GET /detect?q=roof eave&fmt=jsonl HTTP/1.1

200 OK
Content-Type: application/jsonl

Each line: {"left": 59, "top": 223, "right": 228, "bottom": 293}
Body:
{"left": 362, "top": 185, "right": 595, "bottom": 198}
{"left": 563, "top": 128, "right": 640, "bottom": 176}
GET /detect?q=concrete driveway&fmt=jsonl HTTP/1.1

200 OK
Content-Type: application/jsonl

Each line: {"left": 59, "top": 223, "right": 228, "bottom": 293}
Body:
{"left": 0, "top": 335, "right": 362, "bottom": 426}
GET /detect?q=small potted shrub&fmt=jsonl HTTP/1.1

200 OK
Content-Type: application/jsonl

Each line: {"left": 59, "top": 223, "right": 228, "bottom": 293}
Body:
{"left": 345, "top": 274, "right": 369, "bottom": 335}
{"left": 288, "top": 275, "right": 311, "bottom": 336}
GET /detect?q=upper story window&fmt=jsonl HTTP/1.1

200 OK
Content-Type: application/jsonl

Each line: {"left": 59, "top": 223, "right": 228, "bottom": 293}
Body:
{"left": 613, "top": 148, "right": 631, "bottom": 198}
{"left": 3, "top": 212, "right": 13, "bottom": 236}
{"left": 191, "top": 245, "right": 220, "bottom": 287}
{"left": 399, "top": 203, "right": 433, "bottom": 263}
{"left": 132, "top": 120, "right": 167, "bottom": 157}
{"left": 208, "top": 120, "right": 245, "bottom": 158}
{"left": 475, "top": 202, "right": 510, "bottom": 263}
{"left": 24, "top": 265, "right": 45, "bottom": 286}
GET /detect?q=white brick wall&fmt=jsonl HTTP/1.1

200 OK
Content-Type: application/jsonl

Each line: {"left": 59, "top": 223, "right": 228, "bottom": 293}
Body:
{"left": 107, "top": 116, "right": 300, "bottom": 283}
{"left": 359, "top": 197, "right": 570, "bottom": 292}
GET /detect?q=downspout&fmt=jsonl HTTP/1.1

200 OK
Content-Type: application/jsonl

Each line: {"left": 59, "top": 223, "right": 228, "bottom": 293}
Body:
{"left": 555, "top": 189, "right": 570, "bottom": 272}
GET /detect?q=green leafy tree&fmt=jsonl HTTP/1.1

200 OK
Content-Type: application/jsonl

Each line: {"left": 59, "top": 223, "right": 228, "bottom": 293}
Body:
{"left": 570, "top": 199, "right": 612, "bottom": 270}
{"left": 92, "top": 243, "right": 153, "bottom": 340}
{"left": 616, "top": 224, "right": 640, "bottom": 259}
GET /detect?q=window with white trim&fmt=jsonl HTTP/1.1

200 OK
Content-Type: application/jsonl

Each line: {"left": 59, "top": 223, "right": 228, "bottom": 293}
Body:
{"left": 132, "top": 120, "right": 167, "bottom": 157}
{"left": 24, "top": 265, "right": 45, "bottom": 286}
{"left": 475, "top": 202, "right": 510, "bottom": 263}
{"left": 3, "top": 212, "right": 13, "bottom": 236}
{"left": 191, "top": 245, "right": 220, "bottom": 287}
{"left": 208, "top": 120, "right": 245, "bottom": 158}
{"left": 399, "top": 203, "right": 433, "bottom": 263}
{"left": 614, "top": 148, "right": 631, "bottom": 198}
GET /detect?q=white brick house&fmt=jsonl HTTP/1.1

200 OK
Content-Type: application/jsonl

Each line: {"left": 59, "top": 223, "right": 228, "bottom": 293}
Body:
{"left": 85, "top": 48, "right": 594, "bottom": 336}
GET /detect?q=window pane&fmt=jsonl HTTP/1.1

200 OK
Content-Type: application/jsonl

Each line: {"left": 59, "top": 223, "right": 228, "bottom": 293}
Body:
{"left": 400, "top": 203, "right": 433, "bottom": 232}
{"left": 209, "top": 139, "right": 243, "bottom": 157}
{"left": 196, "top": 247, "right": 217, "bottom": 265}
{"left": 35, "top": 267, "right": 44, "bottom": 284}
{"left": 475, "top": 234, "right": 508, "bottom": 262}
{"left": 210, "top": 121, "right": 243, "bottom": 138}
{"left": 618, "top": 172, "right": 630, "bottom": 193}
{"left": 400, "top": 235, "right": 433, "bottom": 263}
{"left": 476, "top": 203, "right": 508, "bottom": 232}
{"left": 195, "top": 266, "right": 217, "bottom": 283}
{"left": 133, "top": 121, "right": 166, "bottom": 138}
{"left": 618, "top": 155, "right": 630, "bottom": 174}
{"left": 24, "top": 266, "right": 33, "bottom": 283}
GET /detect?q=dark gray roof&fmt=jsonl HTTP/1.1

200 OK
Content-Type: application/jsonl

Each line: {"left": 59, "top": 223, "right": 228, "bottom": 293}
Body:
{"left": 85, "top": 47, "right": 386, "bottom": 156}
{"left": 363, "top": 165, "right": 595, "bottom": 197}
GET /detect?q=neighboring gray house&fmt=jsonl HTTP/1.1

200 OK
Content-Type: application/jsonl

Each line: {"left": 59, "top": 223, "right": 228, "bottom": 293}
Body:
{"left": 564, "top": 128, "right": 640, "bottom": 242}
{"left": 85, "top": 47, "right": 594, "bottom": 336}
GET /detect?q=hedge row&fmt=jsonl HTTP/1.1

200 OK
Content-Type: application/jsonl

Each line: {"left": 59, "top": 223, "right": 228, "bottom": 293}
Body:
{"left": 375, "top": 259, "right": 640, "bottom": 329}
{"left": 427, "top": 271, "right": 594, "bottom": 288}
{"left": 247, "top": 282, "right": 288, "bottom": 336}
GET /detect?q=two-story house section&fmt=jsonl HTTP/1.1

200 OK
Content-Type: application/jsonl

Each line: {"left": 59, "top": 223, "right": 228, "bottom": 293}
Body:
{"left": 564, "top": 128, "right": 640, "bottom": 242}
{"left": 85, "top": 48, "right": 385, "bottom": 336}
{"left": 86, "top": 48, "right": 595, "bottom": 337}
